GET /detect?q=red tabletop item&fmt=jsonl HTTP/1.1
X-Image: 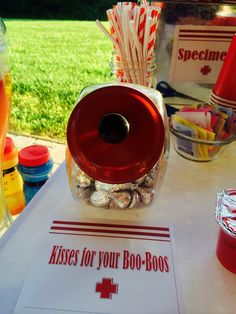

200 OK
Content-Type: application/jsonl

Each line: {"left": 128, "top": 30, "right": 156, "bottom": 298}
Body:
{"left": 211, "top": 34, "right": 236, "bottom": 110}
{"left": 67, "top": 85, "right": 165, "bottom": 184}
{"left": 215, "top": 189, "right": 236, "bottom": 274}
{"left": 3, "top": 136, "right": 18, "bottom": 170}
{"left": 18, "top": 145, "right": 50, "bottom": 167}
{"left": 216, "top": 229, "right": 236, "bottom": 274}
{"left": 4, "top": 136, "right": 15, "bottom": 155}
{"left": 210, "top": 16, "right": 236, "bottom": 26}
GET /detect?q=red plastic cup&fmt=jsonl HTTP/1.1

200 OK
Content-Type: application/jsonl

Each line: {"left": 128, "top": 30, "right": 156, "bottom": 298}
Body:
{"left": 213, "top": 34, "right": 236, "bottom": 102}
{"left": 215, "top": 189, "right": 236, "bottom": 274}
{"left": 216, "top": 228, "right": 236, "bottom": 274}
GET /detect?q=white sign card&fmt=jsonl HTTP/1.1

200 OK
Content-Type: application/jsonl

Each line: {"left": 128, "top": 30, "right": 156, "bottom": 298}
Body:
{"left": 14, "top": 218, "right": 183, "bottom": 314}
{"left": 170, "top": 25, "right": 236, "bottom": 83}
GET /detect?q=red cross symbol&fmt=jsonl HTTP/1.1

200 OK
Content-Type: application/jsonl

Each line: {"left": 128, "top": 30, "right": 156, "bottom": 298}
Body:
{"left": 95, "top": 277, "right": 118, "bottom": 299}
{"left": 200, "top": 65, "right": 211, "bottom": 75}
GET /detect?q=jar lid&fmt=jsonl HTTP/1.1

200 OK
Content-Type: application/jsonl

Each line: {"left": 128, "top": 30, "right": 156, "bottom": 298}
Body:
{"left": 18, "top": 145, "right": 50, "bottom": 167}
{"left": 67, "top": 85, "right": 165, "bottom": 184}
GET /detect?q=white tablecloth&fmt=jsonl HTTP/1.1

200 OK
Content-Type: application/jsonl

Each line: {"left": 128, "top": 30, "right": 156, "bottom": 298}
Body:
{"left": 1, "top": 144, "right": 236, "bottom": 314}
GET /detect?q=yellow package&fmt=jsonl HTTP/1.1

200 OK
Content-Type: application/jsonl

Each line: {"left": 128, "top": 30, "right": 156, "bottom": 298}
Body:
{"left": 172, "top": 115, "right": 202, "bottom": 157}
{"left": 172, "top": 114, "right": 215, "bottom": 159}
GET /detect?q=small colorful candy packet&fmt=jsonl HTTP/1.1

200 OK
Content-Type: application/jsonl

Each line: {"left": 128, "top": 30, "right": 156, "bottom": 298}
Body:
{"left": 172, "top": 120, "right": 197, "bottom": 157}
{"left": 170, "top": 103, "right": 236, "bottom": 159}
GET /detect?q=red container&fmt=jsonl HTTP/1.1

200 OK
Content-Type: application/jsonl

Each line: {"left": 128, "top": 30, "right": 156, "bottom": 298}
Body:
{"left": 216, "top": 228, "right": 236, "bottom": 274}
{"left": 211, "top": 34, "right": 236, "bottom": 111}
{"left": 215, "top": 189, "right": 236, "bottom": 274}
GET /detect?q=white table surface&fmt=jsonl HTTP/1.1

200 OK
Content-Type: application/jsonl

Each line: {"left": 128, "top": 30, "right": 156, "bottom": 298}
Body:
{"left": 1, "top": 143, "right": 236, "bottom": 314}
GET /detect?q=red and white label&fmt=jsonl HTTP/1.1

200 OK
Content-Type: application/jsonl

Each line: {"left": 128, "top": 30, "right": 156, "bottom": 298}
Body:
{"left": 170, "top": 25, "right": 236, "bottom": 83}
{"left": 14, "top": 218, "right": 183, "bottom": 314}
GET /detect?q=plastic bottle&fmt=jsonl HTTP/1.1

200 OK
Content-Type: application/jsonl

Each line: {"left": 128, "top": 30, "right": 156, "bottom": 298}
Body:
{"left": 2, "top": 136, "right": 25, "bottom": 215}
{"left": 18, "top": 145, "right": 54, "bottom": 205}
{"left": 0, "top": 18, "right": 12, "bottom": 107}
{"left": 0, "top": 18, "right": 13, "bottom": 232}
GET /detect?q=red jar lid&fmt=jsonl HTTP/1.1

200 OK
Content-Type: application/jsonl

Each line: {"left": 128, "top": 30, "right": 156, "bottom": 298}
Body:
{"left": 18, "top": 145, "right": 50, "bottom": 167}
{"left": 67, "top": 85, "right": 165, "bottom": 184}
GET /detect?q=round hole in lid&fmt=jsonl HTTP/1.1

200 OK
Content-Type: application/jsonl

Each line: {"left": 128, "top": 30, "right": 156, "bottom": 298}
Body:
{"left": 98, "top": 113, "right": 130, "bottom": 144}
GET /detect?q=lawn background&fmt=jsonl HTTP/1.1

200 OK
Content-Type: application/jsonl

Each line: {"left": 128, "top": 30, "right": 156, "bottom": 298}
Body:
{"left": 6, "top": 19, "right": 113, "bottom": 142}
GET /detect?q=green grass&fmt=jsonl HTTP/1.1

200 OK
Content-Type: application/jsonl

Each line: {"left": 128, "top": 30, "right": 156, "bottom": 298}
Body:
{"left": 5, "top": 19, "right": 113, "bottom": 142}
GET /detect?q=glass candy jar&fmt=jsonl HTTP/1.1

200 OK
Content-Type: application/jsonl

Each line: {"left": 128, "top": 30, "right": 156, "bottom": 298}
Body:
{"left": 66, "top": 83, "right": 169, "bottom": 209}
{"left": 112, "top": 54, "right": 157, "bottom": 88}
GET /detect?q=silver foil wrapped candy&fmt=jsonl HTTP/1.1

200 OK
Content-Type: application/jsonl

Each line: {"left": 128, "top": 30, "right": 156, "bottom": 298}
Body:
{"left": 67, "top": 159, "right": 160, "bottom": 209}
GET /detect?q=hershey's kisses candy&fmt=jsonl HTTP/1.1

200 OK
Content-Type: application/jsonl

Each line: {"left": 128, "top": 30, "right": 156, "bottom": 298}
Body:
{"left": 129, "top": 190, "right": 141, "bottom": 208}
{"left": 95, "top": 181, "right": 132, "bottom": 193}
{"left": 110, "top": 191, "right": 131, "bottom": 209}
{"left": 137, "top": 187, "right": 155, "bottom": 205}
{"left": 76, "top": 169, "right": 92, "bottom": 189}
{"left": 90, "top": 191, "right": 110, "bottom": 208}
{"left": 75, "top": 187, "right": 92, "bottom": 202}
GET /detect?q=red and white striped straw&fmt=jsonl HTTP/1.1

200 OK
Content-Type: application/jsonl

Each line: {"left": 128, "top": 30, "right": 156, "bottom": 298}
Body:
{"left": 96, "top": 1, "right": 162, "bottom": 87}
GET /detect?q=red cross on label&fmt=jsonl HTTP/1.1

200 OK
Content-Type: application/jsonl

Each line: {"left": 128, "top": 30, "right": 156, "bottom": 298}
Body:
{"left": 95, "top": 277, "right": 118, "bottom": 299}
{"left": 200, "top": 65, "right": 212, "bottom": 75}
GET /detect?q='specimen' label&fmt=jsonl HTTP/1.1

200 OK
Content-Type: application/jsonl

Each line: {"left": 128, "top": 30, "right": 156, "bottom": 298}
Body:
{"left": 170, "top": 25, "right": 236, "bottom": 83}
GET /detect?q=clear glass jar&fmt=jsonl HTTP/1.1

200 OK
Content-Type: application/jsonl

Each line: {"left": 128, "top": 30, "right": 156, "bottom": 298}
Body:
{"left": 169, "top": 118, "right": 236, "bottom": 162}
{"left": 112, "top": 54, "right": 157, "bottom": 88}
{"left": 66, "top": 82, "right": 169, "bottom": 209}
{"left": 0, "top": 18, "right": 12, "bottom": 106}
{"left": 0, "top": 18, "right": 12, "bottom": 234}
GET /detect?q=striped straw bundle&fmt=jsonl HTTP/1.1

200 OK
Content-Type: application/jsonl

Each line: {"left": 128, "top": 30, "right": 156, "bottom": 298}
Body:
{"left": 96, "top": 1, "right": 162, "bottom": 87}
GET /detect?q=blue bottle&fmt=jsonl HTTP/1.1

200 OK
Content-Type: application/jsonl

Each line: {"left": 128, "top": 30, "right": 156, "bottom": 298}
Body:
{"left": 18, "top": 145, "right": 54, "bottom": 205}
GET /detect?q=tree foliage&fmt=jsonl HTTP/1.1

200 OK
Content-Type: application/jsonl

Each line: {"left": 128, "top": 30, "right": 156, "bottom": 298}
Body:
{"left": 1, "top": 0, "right": 121, "bottom": 20}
